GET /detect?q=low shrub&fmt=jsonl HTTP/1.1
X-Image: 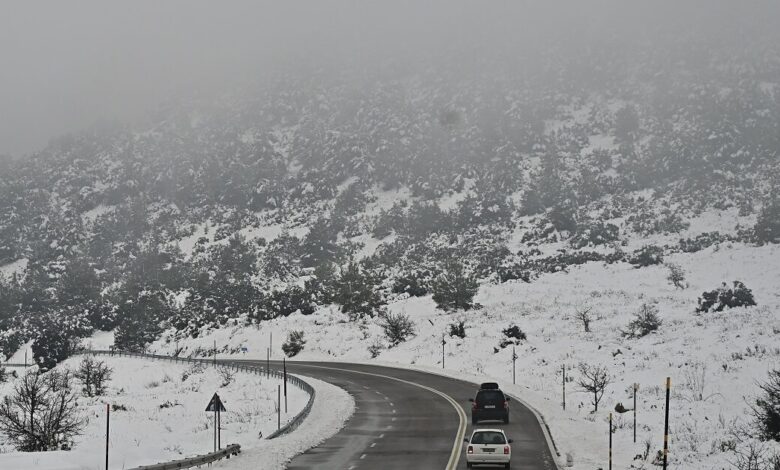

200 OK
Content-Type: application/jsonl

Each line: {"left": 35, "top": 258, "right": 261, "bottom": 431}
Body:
{"left": 448, "top": 321, "right": 466, "bottom": 339}
{"left": 380, "top": 312, "right": 415, "bottom": 347}
{"left": 696, "top": 281, "right": 757, "bottom": 313}
{"left": 282, "top": 330, "right": 306, "bottom": 357}
{"left": 623, "top": 304, "right": 662, "bottom": 338}
{"left": 629, "top": 245, "right": 664, "bottom": 268}
{"left": 498, "top": 324, "right": 526, "bottom": 349}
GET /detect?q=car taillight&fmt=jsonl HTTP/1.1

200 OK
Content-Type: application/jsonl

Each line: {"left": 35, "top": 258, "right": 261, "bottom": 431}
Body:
{"left": 504, "top": 446, "right": 510, "bottom": 455}
{"left": 467, "top": 446, "right": 474, "bottom": 454}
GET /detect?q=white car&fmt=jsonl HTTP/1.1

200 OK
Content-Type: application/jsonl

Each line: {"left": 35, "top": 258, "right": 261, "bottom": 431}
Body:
{"left": 464, "top": 428, "right": 512, "bottom": 468}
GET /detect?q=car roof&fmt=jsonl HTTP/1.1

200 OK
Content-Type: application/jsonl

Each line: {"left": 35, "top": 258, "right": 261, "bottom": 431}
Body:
{"left": 471, "top": 428, "right": 506, "bottom": 434}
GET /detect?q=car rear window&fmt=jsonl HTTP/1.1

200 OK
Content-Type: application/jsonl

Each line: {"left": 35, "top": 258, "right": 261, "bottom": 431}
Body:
{"left": 471, "top": 431, "right": 506, "bottom": 445}
{"left": 476, "top": 390, "right": 505, "bottom": 403}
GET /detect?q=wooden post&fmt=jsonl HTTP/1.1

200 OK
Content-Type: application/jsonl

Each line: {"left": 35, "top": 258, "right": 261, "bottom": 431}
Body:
{"left": 663, "top": 377, "right": 671, "bottom": 470}
{"left": 105, "top": 404, "right": 110, "bottom": 470}
{"left": 277, "top": 385, "right": 281, "bottom": 430}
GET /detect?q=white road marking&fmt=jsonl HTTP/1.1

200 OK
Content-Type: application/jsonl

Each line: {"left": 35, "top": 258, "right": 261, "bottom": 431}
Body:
{"left": 379, "top": 433, "right": 385, "bottom": 438}
{"left": 370, "top": 442, "right": 376, "bottom": 448}
{"left": 360, "top": 454, "right": 367, "bottom": 460}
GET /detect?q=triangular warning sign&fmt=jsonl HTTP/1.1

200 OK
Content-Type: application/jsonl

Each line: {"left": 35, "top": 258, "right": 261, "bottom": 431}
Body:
{"left": 205, "top": 393, "right": 227, "bottom": 412}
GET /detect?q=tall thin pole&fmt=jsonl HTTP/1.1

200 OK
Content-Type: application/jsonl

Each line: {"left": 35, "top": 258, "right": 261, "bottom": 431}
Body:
{"left": 217, "top": 406, "right": 221, "bottom": 450}
{"left": 105, "top": 404, "right": 110, "bottom": 470}
{"left": 512, "top": 347, "right": 517, "bottom": 385}
{"left": 609, "top": 412, "right": 613, "bottom": 470}
{"left": 24, "top": 350, "right": 27, "bottom": 368}
{"left": 663, "top": 377, "right": 671, "bottom": 470}
{"left": 277, "top": 385, "right": 281, "bottom": 430}
{"left": 267, "top": 348, "right": 270, "bottom": 378}
{"left": 283, "top": 357, "right": 288, "bottom": 414}
{"left": 441, "top": 338, "right": 445, "bottom": 369}
{"left": 213, "top": 407, "right": 217, "bottom": 453}
{"left": 562, "top": 365, "right": 566, "bottom": 410}
{"left": 633, "top": 384, "right": 638, "bottom": 443}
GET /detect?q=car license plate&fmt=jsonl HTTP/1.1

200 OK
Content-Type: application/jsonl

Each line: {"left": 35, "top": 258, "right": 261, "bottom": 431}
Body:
{"left": 485, "top": 405, "right": 496, "bottom": 409}
{"left": 483, "top": 448, "right": 495, "bottom": 453}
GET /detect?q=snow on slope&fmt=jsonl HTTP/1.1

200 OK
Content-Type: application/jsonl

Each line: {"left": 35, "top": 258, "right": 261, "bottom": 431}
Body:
{"left": 0, "top": 355, "right": 310, "bottom": 470}
{"left": 152, "top": 241, "right": 780, "bottom": 469}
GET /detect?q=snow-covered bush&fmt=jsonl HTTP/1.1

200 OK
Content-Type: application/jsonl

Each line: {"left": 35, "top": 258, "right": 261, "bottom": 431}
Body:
{"left": 497, "top": 324, "right": 526, "bottom": 350}
{"left": 281, "top": 330, "right": 306, "bottom": 357}
{"left": 696, "top": 281, "right": 757, "bottom": 313}
{"left": 623, "top": 303, "right": 662, "bottom": 338}
{"left": 379, "top": 312, "right": 415, "bottom": 347}
{"left": 571, "top": 220, "right": 620, "bottom": 248}
{"left": 665, "top": 263, "right": 687, "bottom": 289}
{"left": 448, "top": 320, "right": 466, "bottom": 339}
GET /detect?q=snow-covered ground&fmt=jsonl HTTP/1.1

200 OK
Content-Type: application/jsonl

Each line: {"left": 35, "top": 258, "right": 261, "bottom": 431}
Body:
{"left": 0, "top": 354, "right": 316, "bottom": 470}
{"left": 151, "top": 240, "right": 780, "bottom": 469}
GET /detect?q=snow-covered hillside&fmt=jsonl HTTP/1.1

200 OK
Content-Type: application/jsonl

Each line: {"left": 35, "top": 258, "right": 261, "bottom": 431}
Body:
{"left": 152, "top": 239, "right": 780, "bottom": 469}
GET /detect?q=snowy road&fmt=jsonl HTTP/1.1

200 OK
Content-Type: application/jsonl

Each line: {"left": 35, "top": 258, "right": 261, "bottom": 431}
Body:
{"left": 230, "top": 360, "right": 559, "bottom": 470}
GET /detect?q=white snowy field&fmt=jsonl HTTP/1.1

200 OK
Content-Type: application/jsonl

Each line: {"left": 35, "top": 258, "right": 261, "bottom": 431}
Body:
{"left": 152, "top": 241, "right": 780, "bottom": 470}
{"left": 0, "top": 355, "right": 310, "bottom": 470}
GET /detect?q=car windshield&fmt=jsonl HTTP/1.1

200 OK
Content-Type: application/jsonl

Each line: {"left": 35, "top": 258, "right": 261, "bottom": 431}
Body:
{"left": 476, "top": 390, "right": 504, "bottom": 403}
{"left": 471, "top": 432, "right": 506, "bottom": 445}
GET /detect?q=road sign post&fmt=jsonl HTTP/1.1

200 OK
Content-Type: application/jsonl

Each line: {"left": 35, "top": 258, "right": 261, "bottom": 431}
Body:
{"left": 206, "top": 393, "right": 227, "bottom": 452}
{"left": 441, "top": 338, "right": 446, "bottom": 369}
{"left": 277, "top": 385, "right": 281, "bottom": 430}
{"left": 562, "top": 365, "right": 566, "bottom": 410}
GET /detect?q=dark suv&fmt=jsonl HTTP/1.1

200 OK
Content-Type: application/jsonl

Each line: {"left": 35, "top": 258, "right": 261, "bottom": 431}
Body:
{"left": 470, "top": 388, "right": 510, "bottom": 424}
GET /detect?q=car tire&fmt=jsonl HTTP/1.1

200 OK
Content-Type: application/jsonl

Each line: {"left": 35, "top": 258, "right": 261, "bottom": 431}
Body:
{"left": 503, "top": 415, "right": 509, "bottom": 424}
{"left": 472, "top": 416, "right": 478, "bottom": 424}
{"left": 466, "top": 463, "right": 473, "bottom": 469}
{"left": 504, "top": 463, "right": 511, "bottom": 469}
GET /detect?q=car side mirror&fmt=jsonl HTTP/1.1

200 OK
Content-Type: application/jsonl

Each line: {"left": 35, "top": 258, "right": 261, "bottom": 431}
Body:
{"left": 468, "top": 398, "right": 474, "bottom": 402}
{"left": 505, "top": 397, "right": 511, "bottom": 402}
{"left": 508, "top": 439, "right": 513, "bottom": 443}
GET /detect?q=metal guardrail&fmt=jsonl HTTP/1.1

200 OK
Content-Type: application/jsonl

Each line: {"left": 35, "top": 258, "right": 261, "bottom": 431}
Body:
{"left": 131, "top": 443, "right": 241, "bottom": 470}
{"left": 75, "top": 349, "right": 317, "bottom": 469}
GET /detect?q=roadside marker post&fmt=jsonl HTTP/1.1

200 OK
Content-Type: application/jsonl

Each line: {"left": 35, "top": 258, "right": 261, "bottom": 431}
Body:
{"left": 511, "top": 346, "right": 518, "bottom": 385}
{"left": 562, "top": 365, "right": 566, "bottom": 410}
{"left": 441, "top": 338, "right": 446, "bottom": 369}
{"left": 633, "top": 383, "right": 640, "bottom": 443}
{"left": 283, "top": 357, "right": 288, "bottom": 414}
{"left": 608, "top": 412, "right": 613, "bottom": 470}
{"left": 663, "top": 377, "right": 671, "bottom": 470}
{"left": 277, "top": 385, "right": 281, "bottom": 430}
{"left": 105, "top": 404, "right": 110, "bottom": 470}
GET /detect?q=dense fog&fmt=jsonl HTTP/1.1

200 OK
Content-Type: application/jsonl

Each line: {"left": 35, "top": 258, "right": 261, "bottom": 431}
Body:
{"left": 2, "top": 0, "right": 779, "bottom": 157}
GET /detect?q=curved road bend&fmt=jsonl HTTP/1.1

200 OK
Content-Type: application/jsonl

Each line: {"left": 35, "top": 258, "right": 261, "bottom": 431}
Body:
{"left": 229, "top": 361, "right": 559, "bottom": 470}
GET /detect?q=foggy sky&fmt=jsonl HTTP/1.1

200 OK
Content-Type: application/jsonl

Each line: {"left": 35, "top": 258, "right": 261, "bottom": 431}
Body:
{"left": 1, "top": 1, "right": 777, "bottom": 158}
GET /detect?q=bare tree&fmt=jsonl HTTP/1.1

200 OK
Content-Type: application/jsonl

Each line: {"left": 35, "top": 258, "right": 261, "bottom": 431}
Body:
{"left": 0, "top": 370, "right": 84, "bottom": 451}
{"left": 577, "top": 363, "right": 612, "bottom": 412}
{"left": 74, "top": 356, "right": 113, "bottom": 397}
{"left": 574, "top": 307, "right": 593, "bottom": 333}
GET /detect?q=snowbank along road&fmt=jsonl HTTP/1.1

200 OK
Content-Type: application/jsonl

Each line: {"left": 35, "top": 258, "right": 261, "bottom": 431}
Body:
{"left": 230, "top": 360, "right": 559, "bottom": 470}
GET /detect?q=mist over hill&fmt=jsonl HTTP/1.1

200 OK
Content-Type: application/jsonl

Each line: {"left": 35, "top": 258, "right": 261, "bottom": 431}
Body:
{"left": 1, "top": 8, "right": 779, "bottom": 369}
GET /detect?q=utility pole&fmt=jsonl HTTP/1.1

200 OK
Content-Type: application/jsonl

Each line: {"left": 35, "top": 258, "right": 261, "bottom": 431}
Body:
{"left": 512, "top": 346, "right": 518, "bottom": 385}
{"left": 277, "top": 385, "right": 281, "bottom": 430}
{"left": 663, "top": 377, "right": 671, "bottom": 470}
{"left": 105, "top": 404, "right": 110, "bottom": 470}
{"left": 562, "top": 365, "right": 566, "bottom": 410}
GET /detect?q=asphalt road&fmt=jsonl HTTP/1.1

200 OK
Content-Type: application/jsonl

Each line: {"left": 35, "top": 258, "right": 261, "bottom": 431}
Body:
{"left": 232, "top": 360, "right": 559, "bottom": 470}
